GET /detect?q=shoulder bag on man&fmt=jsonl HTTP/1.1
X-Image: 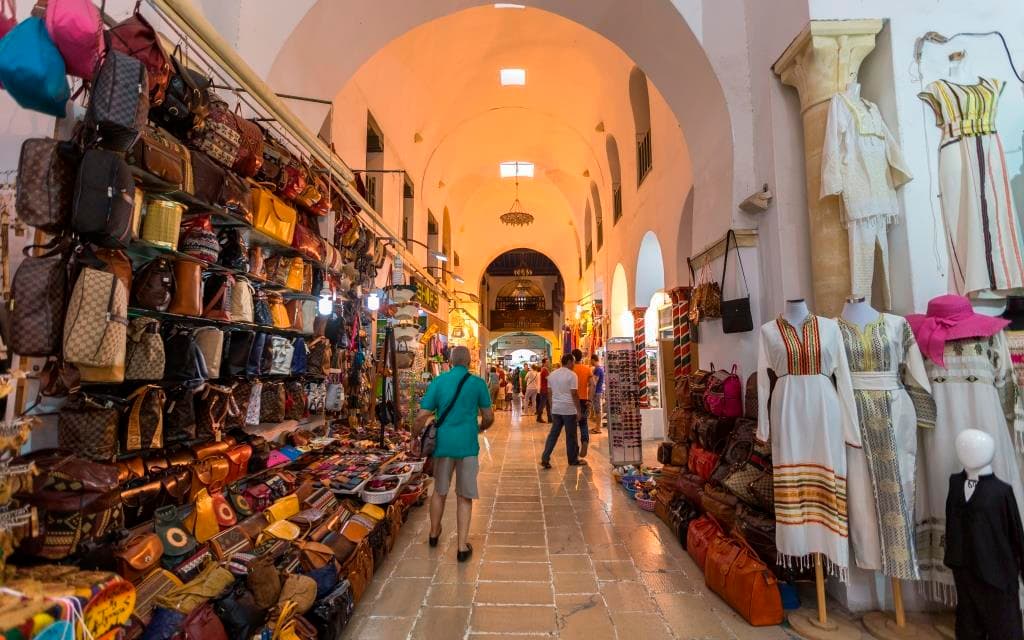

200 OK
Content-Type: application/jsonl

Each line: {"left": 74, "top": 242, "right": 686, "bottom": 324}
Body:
{"left": 412, "top": 372, "right": 472, "bottom": 462}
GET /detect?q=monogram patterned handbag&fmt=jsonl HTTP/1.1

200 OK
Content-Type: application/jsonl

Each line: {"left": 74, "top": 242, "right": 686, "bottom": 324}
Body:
{"left": 10, "top": 241, "right": 69, "bottom": 357}
{"left": 126, "top": 317, "right": 165, "bottom": 380}
{"left": 58, "top": 393, "right": 127, "bottom": 461}
{"left": 16, "top": 138, "right": 78, "bottom": 232}
{"left": 260, "top": 382, "right": 285, "bottom": 424}
{"left": 125, "top": 385, "right": 166, "bottom": 451}
{"left": 63, "top": 267, "right": 128, "bottom": 368}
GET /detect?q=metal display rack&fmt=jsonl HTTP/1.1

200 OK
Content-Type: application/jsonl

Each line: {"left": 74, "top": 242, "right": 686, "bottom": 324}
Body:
{"left": 605, "top": 337, "right": 643, "bottom": 466}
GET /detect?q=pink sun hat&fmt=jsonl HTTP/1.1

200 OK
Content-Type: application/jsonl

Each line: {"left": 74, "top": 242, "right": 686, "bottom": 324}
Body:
{"left": 906, "top": 294, "right": 1010, "bottom": 367}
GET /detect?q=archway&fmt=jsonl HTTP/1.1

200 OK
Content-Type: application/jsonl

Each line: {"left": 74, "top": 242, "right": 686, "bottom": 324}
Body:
{"left": 610, "top": 263, "right": 631, "bottom": 338}
{"left": 488, "top": 332, "right": 552, "bottom": 367}
{"left": 635, "top": 231, "right": 666, "bottom": 307}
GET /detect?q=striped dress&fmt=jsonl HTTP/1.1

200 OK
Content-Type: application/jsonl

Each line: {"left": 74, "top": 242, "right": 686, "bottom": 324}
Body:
{"left": 919, "top": 78, "right": 1024, "bottom": 298}
{"left": 756, "top": 316, "right": 861, "bottom": 578}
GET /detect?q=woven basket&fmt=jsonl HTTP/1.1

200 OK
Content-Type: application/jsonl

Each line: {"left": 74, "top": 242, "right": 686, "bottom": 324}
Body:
{"left": 141, "top": 198, "right": 185, "bottom": 249}
{"left": 636, "top": 497, "right": 657, "bottom": 511}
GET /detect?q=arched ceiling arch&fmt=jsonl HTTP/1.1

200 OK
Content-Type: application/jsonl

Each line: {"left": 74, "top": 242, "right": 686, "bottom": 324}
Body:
{"left": 268, "top": 0, "right": 732, "bottom": 297}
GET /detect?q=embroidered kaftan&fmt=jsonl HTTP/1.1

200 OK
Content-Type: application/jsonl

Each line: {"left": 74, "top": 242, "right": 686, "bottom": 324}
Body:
{"left": 757, "top": 316, "right": 860, "bottom": 577}
{"left": 838, "top": 314, "right": 933, "bottom": 580}
{"left": 918, "top": 78, "right": 1024, "bottom": 298}
{"left": 914, "top": 332, "right": 1024, "bottom": 603}
{"left": 822, "top": 85, "right": 912, "bottom": 307}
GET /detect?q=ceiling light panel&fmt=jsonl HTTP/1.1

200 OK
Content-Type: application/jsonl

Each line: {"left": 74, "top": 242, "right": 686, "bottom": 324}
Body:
{"left": 500, "top": 68, "right": 526, "bottom": 86}
{"left": 494, "top": 3, "right": 526, "bottom": 8}
{"left": 500, "top": 161, "right": 534, "bottom": 178}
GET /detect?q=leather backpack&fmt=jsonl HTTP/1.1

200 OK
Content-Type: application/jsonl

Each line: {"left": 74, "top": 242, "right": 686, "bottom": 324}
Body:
{"left": 63, "top": 267, "right": 128, "bottom": 369}
{"left": 16, "top": 138, "right": 79, "bottom": 232}
{"left": 86, "top": 48, "right": 149, "bottom": 151}
{"left": 150, "top": 43, "right": 211, "bottom": 139}
{"left": 704, "top": 364, "right": 743, "bottom": 418}
{"left": 73, "top": 149, "right": 135, "bottom": 248}
{"left": 10, "top": 241, "right": 69, "bottom": 357}
{"left": 108, "top": 2, "right": 171, "bottom": 106}
{"left": 125, "top": 316, "right": 165, "bottom": 380}
{"left": 132, "top": 258, "right": 175, "bottom": 311}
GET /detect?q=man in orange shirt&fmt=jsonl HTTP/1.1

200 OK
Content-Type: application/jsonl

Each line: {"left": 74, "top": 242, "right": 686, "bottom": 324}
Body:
{"left": 571, "top": 349, "right": 593, "bottom": 457}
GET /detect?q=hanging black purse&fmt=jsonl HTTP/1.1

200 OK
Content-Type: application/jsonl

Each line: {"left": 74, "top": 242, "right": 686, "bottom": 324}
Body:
{"left": 720, "top": 229, "right": 753, "bottom": 334}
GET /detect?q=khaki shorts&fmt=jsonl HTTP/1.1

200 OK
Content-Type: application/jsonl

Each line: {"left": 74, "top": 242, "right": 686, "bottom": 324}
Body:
{"left": 432, "top": 456, "right": 479, "bottom": 499}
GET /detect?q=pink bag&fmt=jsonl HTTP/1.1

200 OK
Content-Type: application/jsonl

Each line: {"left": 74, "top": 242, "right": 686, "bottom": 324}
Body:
{"left": 266, "top": 451, "right": 290, "bottom": 468}
{"left": 45, "top": 0, "right": 103, "bottom": 79}
{"left": 0, "top": 0, "right": 15, "bottom": 41}
{"left": 704, "top": 364, "right": 743, "bottom": 418}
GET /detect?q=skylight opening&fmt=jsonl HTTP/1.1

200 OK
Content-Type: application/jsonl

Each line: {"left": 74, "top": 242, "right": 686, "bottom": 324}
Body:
{"left": 494, "top": 3, "right": 526, "bottom": 8}
{"left": 500, "top": 162, "right": 534, "bottom": 178}
{"left": 500, "top": 68, "right": 526, "bottom": 86}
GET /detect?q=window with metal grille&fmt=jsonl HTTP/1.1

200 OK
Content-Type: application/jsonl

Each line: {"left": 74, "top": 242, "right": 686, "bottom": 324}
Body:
{"left": 365, "top": 175, "right": 379, "bottom": 211}
{"left": 613, "top": 184, "right": 623, "bottom": 223}
{"left": 636, "top": 129, "right": 652, "bottom": 187}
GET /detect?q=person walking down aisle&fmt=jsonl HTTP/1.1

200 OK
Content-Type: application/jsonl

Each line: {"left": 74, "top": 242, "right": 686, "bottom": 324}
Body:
{"left": 537, "top": 358, "right": 551, "bottom": 423}
{"left": 590, "top": 353, "right": 605, "bottom": 434}
{"left": 511, "top": 366, "right": 523, "bottom": 416}
{"left": 488, "top": 366, "right": 500, "bottom": 409}
{"left": 540, "top": 353, "right": 587, "bottom": 468}
{"left": 572, "top": 349, "right": 593, "bottom": 457}
{"left": 496, "top": 367, "right": 508, "bottom": 411}
{"left": 525, "top": 365, "right": 540, "bottom": 420}
{"left": 415, "top": 346, "right": 494, "bottom": 562}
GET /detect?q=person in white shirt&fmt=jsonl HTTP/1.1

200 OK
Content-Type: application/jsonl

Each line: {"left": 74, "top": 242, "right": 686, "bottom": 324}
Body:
{"left": 525, "top": 366, "right": 540, "bottom": 417}
{"left": 540, "top": 353, "right": 586, "bottom": 468}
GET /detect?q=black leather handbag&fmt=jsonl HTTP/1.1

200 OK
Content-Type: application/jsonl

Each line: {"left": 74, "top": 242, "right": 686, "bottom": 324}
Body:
{"left": 720, "top": 229, "right": 752, "bottom": 334}
{"left": 309, "top": 580, "right": 355, "bottom": 639}
{"left": 163, "top": 326, "right": 209, "bottom": 381}
{"left": 225, "top": 330, "right": 256, "bottom": 377}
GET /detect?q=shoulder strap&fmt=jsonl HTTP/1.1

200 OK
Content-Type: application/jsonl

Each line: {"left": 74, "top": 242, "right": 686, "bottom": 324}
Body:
{"left": 435, "top": 372, "right": 472, "bottom": 429}
{"left": 720, "top": 229, "right": 749, "bottom": 296}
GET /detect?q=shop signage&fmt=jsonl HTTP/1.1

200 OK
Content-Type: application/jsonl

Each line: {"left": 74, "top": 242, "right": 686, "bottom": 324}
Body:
{"left": 413, "top": 277, "right": 439, "bottom": 313}
{"left": 421, "top": 323, "right": 440, "bottom": 344}
{"left": 490, "top": 309, "right": 554, "bottom": 331}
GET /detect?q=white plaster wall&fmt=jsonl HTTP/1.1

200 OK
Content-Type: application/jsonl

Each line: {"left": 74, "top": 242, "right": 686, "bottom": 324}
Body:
{"left": 810, "top": 0, "right": 1024, "bottom": 314}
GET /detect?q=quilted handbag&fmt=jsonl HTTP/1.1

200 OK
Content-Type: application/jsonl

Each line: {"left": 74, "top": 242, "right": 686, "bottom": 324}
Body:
{"left": 127, "top": 125, "right": 191, "bottom": 191}
{"left": 63, "top": 267, "right": 128, "bottom": 369}
{"left": 58, "top": 393, "right": 126, "bottom": 461}
{"left": 701, "top": 484, "right": 739, "bottom": 531}
{"left": 688, "top": 443, "right": 720, "bottom": 482}
{"left": 252, "top": 185, "right": 298, "bottom": 245}
{"left": 704, "top": 534, "right": 783, "bottom": 626}
{"left": 0, "top": 16, "right": 70, "bottom": 117}
{"left": 125, "top": 384, "right": 166, "bottom": 451}
{"left": 126, "top": 317, "right": 165, "bottom": 380}
{"left": 108, "top": 2, "right": 171, "bottom": 105}
{"left": 10, "top": 241, "right": 69, "bottom": 356}
{"left": 85, "top": 49, "right": 149, "bottom": 151}
{"left": 685, "top": 514, "right": 723, "bottom": 572}
{"left": 16, "top": 138, "right": 79, "bottom": 232}
{"left": 704, "top": 364, "right": 743, "bottom": 418}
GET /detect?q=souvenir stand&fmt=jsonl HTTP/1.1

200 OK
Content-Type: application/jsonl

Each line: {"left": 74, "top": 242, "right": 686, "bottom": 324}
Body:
{"left": 0, "top": 0, "right": 437, "bottom": 636}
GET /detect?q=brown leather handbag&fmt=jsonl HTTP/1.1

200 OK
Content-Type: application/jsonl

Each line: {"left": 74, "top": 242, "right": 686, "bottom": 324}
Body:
{"left": 132, "top": 258, "right": 175, "bottom": 312}
{"left": 169, "top": 260, "right": 203, "bottom": 316}
{"left": 704, "top": 534, "right": 784, "bottom": 626}
{"left": 109, "top": 3, "right": 172, "bottom": 105}
{"left": 686, "top": 514, "right": 723, "bottom": 572}
{"left": 732, "top": 504, "right": 778, "bottom": 568}
{"left": 668, "top": 406, "right": 694, "bottom": 443}
{"left": 115, "top": 532, "right": 163, "bottom": 582}
{"left": 688, "top": 443, "right": 720, "bottom": 482}
{"left": 16, "top": 138, "right": 78, "bottom": 233}
{"left": 701, "top": 484, "right": 739, "bottom": 531}
{"left": 126, "top": 125, "right": 191, "bottom": 191}
{"left": 125, "top": 384, "right": 166, "bottom": 451}
{"left": 676, "top": 472, "right": 705, "bottom": 506}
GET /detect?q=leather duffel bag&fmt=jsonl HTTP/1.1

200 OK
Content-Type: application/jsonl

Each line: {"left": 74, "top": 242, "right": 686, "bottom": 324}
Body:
{"left": 675, "top": 472, "right": 705, "bottom": 506}
{"left": 732, "top": 504, "right": 777, "bottom": 567}
{"left": 686, "top": 514, "right": 723, "bottom": 573}
{"left": 701, "top": 484, "right": 739, "bottom": 531}
{"left": 704, "top": 534, "right": 784, "bottom": 626}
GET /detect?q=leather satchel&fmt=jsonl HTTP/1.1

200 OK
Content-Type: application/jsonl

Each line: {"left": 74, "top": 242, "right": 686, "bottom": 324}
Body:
{"left": 132, "top": 258, "right": 175, "bottom": 312}
{"left": 704, "top": 534, "right": 783, "bottom": 626}
{"left": 168, "top": 260, "right": 203, "bottom": 317}
{"left": 701, "top": 484, "right": 739, "bottom": 531}
{"left": 126, "top": 317, "right": 165, "bottom": 380}
{"left": 686, "top": 514, "right": 724, "bottom": 572}
{"left": 115, "top": 532, "right": 163, "bottom": 582}
{"left": 16, "top": 137, "right": 78, "bottom": 232}
{"left": 10, "top": 241, "right": 69, "bottom": 356}
{"left": 63, "top": 267, "right": 128, "bottom": 369}
{"left": 109, "top": 2, "right": 171, "bottom": 105}
{"left": 126, "top": 125, "right": 191, "bottom": 191}
{"left": 688, "top": 443, "right": 720, "bottom": 482}
{"left": 732, "top": 504, "right": 777, "bottom": 568}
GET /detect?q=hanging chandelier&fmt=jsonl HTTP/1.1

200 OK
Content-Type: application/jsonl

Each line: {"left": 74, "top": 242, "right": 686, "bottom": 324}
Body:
{"left": 499, "top": 176, "right": 535, "bottom": 227}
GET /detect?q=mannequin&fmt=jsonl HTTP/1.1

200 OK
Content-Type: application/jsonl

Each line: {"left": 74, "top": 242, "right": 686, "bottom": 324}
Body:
{"left": 783, "top": 299, "right": 810, "bottom": 326}
{"left": 841, "top": 296, "right": 879, "bottom": 330}
{"left": 944, "top": 429, "right": 1024, "bottom": 640}
{"left": 956, "top": 430, "right": 994, "bottom": 501}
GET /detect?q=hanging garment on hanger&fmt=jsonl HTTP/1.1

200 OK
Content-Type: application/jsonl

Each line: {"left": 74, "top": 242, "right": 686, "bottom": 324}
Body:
{"left": 837, "top": 313, "right": 933, "bottom": 580}
{"left": 756, "top": 315, "right": 860, "bottom": 579}
{"left": 918, "top": 77, "right": 1024, "bottom": 298}
{"left": 822, "top": 87, "right": 912, "bottom": 306}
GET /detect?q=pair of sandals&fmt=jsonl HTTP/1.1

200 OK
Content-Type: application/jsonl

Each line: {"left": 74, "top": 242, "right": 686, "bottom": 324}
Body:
{"left": 428, "top": 527, "right": 472, "bottom": 562}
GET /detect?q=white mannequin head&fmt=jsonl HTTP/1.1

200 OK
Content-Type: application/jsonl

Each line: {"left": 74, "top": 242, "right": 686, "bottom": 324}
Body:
{"left": 955, "top": 429, "right": 995, "bottom": 474}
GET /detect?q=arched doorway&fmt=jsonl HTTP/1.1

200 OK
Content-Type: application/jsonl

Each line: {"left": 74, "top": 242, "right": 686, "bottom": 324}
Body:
{"left": 484, "top": 248, "right": 565, "bottom": 363}
{"left": 610, "top": 263, "right": 631, "bottom": 338}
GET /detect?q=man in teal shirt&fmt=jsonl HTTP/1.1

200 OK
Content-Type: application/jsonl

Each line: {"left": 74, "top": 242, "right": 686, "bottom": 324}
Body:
{"left": 415, "top": 346, "right": 493, "bottom": 562}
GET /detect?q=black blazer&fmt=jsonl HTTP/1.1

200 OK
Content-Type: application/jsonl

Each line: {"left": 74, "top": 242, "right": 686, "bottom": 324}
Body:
{"left": 944, "top": 472, "right": 1024, "bottom": 592}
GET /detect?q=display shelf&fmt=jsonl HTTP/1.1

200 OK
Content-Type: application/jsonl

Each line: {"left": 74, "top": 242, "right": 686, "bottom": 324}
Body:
{"left": 128, "top": 306, "right": 309, "bottom": 337}
{"left": 606, "top": 337, "right": 643, "bottom": 467}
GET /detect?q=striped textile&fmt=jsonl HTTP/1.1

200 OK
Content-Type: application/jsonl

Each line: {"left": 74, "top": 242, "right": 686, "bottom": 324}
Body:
{"left": 669, "top": 287, "right": 692, "bottom": 379}
{"left": 774, "top": 463, "right": 849, "bottom": 538}
{"left": 632, "top": 308, "right": 648, "bottom": 408}
{"left": 775, "top": 316, "right": 822, "bottom": 375}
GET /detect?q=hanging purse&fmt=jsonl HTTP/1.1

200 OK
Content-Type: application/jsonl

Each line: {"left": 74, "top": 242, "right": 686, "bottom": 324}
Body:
{"left": 720, "top": 229, "right": 753, "bottom": 333}
{"left": 688, "top": 259, "right": 721, "bottom": 324}
{"left": 108, "top": 0, "right": 171, "bottom": 105}
{"left": 126, "top": 317, "right": 165, "bottom": 380}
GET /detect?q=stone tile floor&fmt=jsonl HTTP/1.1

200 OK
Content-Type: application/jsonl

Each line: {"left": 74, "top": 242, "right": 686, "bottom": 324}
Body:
{"left": 342, "top": 410, "right": 804, "bottom": 639}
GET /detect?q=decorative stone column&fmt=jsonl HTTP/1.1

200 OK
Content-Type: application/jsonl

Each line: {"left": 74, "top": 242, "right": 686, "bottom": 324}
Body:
{"left": 631, "top": 307, "right": 648, "bottom": 408}
{"left": 773, "top": 19, "right": 884, "bottom": 317}
{"left": 668, "top": 286, "right": 693, "bottom": 380}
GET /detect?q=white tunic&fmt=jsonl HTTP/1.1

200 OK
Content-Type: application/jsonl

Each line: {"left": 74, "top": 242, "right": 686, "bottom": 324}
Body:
{"left": 757, "top": 315, "right": 860, "bottom": 578}
{"left": 914, "top": 332, "right": 1024, "bottom": 603}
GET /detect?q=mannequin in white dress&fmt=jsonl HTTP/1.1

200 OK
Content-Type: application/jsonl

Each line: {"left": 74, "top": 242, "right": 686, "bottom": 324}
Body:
{"left": 841, "top": 296, "right": 879, "bottom": 329}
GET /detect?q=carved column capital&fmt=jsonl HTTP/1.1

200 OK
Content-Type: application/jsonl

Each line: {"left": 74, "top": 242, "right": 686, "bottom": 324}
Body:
{"left": 667, "top": 286, "right": 692, "bottom": 304}
{"left": 630, "top": 307, "right": 648, "bottom": 320}
{"left": 773, "top": 19, "right": 884, "bottom": 112}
